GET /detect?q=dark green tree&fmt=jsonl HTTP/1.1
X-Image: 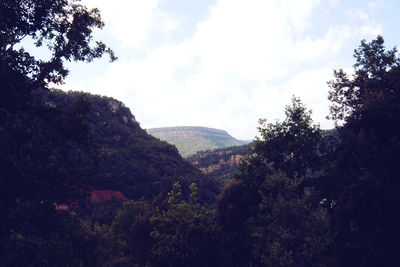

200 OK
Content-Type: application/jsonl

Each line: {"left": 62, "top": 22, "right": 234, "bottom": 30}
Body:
{"left": 0, "top": 0, "right": 116, "bottom": 89}
{"left": 254, "top": 97, "right": 330, "bottom": 183}
{"left": 216, "top": 180, "right": 256, "bottom": 267}
{"left": 107, "top": 183, "right": 219, "bottom": 267}
{"left": 252, "top": 172, "right": 332, "bottom": 267}
{"left": 108, "top": 200, "right": 153, "bottom": 266}
{"left": 216, "top": 97, "right": 333, "bottom": 266}
{"left": 149, "top": 182, "right": 218, "bottom": 267}
{"left": 327, "top": 36, "right": 400, "bottom": 267}
{"left": 328, "top": 35, "right": 399, "bottom": 123}
{"left": 0, "top": 0, "right": 114, "bottom": 265}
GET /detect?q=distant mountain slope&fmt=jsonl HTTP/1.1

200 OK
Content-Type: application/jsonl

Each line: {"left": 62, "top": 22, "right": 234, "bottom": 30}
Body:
{"left": 187, "top": 144, "right": 252, "bottom": 185}
{"left": 39, "top": 90, "right": 219, "bottom": 203}
{"left": 147, "top": 126, "right": 249, "bottom": 157}
{"left": 186, "top": 129, "right": 337, "bottom": 185}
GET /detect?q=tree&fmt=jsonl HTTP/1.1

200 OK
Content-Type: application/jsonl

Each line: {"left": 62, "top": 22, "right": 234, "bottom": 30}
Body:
{"left": 0, "top": 0, "right": 114, "bottom": 264}
{"left": 254, "top": 172, "right": 332, "bottom": 267}
{"left": 327, "top": 36, "right": 400, "bottom": 267}
{"left": 328, "top": 35, "right": 399, "bottom": 124}
{"left": 0, "top": 0, "right": 116, "bottom": 87}
{"left": 216, "top": 97, "right": 333, "bottom": 266}
{"left": 149, "top": 183, "right": 218, "bottom": 267}
{"left": 216, "top": 180, "right": 256, "bottom": 267}
{"left": 0, "top": 0, "right": 115, "bottom": 202}
{"left": 241, "top": 97, "right": 332, "bottom": 191}
{"left": 1, "top": 0, "right": 116, "bottom": 112}
{"left": 108, "top": 200, "right": 153, "bottom": 266}
{"left": 107, "top": 183, "right": 219, "bottom": 267}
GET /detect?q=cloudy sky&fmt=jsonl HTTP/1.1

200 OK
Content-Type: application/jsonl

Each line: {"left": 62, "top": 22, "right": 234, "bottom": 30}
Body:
{"left": 60, "top": 0, "right": 399, "bottom": 140}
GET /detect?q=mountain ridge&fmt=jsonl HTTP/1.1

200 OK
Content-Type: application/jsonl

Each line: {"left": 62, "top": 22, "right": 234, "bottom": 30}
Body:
{"left": 147, "top": 126, "right": 249, "bottom": 157}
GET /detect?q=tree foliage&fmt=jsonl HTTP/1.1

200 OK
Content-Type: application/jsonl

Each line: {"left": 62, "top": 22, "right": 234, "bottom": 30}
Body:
{"left": 39, "top": 89, "right": 219, "bottom": 203}
{"left": 0, "top": 0, "right": 116, "bottom": 88}
{"left": 328, "top": 35, "right": 399, "bottom": 123}
{"left": 254, "top": 97, "right": 329, "bottom": 182}
{"left": 149, "top": 183, "right": 218, "bottom": 267}
{"left": 105, "top": 183, "right": 218, "bottom": 267}
{"left": 253, "top": 172, "right": 332, "bottom": 267}
{"left": 0, "top": 1, "right": 115, "bottom": 265}
{"left": 1, "top": 4, "right": 399, "bottom": 264}
{"left": 216, "top": 97, "right": 333, "bottom": 266}
{"left": 327, "top": 36, "right": 400, "bottom": 267}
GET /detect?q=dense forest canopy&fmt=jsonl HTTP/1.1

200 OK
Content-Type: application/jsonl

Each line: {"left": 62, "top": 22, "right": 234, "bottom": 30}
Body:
{"left": 1, "top": 1, "right": 400, "bottom": 266}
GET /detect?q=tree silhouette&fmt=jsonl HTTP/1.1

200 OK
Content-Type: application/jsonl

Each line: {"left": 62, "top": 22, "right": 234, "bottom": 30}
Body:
{"left": 0, "top": 1, "right": 114, "bottom": 264}
{"left": 328, "top": 36, "right": 400, "bottom": 267}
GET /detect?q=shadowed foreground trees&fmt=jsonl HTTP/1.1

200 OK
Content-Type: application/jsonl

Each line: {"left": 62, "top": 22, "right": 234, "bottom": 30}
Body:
{"left": 326, "top": 35, "right": 400, "bottom": 267}
{"left": 214, "top": 36, "right": 399, "bottom": 267}
{"left": 216, "top": 97, "right": 334, "bottom": 267}
{"left": 104, "top": 183, "right": 219, "bottom": 267}
{"left": 0, "top": 0, "right": 115, "bottom": 265}
{"left": 1, "top": 6, "right": 399, "bottom": 264}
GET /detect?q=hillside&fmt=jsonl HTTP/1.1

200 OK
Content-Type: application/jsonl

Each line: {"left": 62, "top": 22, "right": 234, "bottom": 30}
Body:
{"left": 187, "top": 144, "right": 252, "bottom": 184}
{"left": 39, "top": 89, "right": 219, "bottom": 203}
{"left": 147, "top": 126, "right": 248, "bottom": 157}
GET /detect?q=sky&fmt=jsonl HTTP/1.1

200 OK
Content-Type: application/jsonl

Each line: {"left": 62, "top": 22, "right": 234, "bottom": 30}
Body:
{"left": 56, "top": 0, "right": 399, "bottom": 140}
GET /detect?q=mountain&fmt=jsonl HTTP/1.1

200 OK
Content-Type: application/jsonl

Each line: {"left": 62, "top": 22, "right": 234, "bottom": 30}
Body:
{"left": 147, "top": 126, "right": 249, "bottom": 157}
{"left": 187, "top": 144, "right": 252, "bottom": 185}
{"left": 39, "top": 89, "right": 219, "bottom": 204}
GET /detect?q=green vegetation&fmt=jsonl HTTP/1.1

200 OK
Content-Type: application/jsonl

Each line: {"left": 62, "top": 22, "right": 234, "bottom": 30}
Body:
{"left": 325, "top": 35, "right": 400, "bottom": 266}
{"left": 1, "top": 0, "right": 113, "bottom": 265}
{"left": 147, "top": 126, "right": 248, "bottom": 157}
{"left": 1, "top": 1, "right": 400, "bottom": 265}
{"left": 40, "top": 90, "right": 219, "bottom": 203}
{"left": 187, "top": 144, "right": 252, "bottom": 184}
{"left": 216, "top": 97, "right": 335, "bottom": 266}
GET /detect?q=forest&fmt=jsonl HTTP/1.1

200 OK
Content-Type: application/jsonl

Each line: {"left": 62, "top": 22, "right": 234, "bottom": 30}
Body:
{"left": 1, "top": 1, "right": 400, "bottom": 266}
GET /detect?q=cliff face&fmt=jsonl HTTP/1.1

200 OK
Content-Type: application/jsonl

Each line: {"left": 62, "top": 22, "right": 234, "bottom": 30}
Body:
{"left": 147, "top": 126, "right": 248, "bottom": 157}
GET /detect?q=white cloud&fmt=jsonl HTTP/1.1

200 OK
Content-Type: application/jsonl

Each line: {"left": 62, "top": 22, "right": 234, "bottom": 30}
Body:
{"left": 291, "top": 25, "right": 353, "bottom": 64}
{"left": 189, "top": 0, "right": 325, "bottom": 82}
{"left": 328, "top": 0, "right": 340, "bottom": 6}
{"left": 359, "top": 24, "right": 382, "bottom": 36}
{"left": 368, "top": 0, "right": 385, "bottom": 9}
{"left": 282, "top": 67, "right": 334, "bottom": 128}
{"left": 65, "top": 0, "right": 390, "bottom": 139}
{"left": 83, "top": 0, "right": 180, "bottom": 48}
{"left": 346, "top": 9, "right": 369, "bottom": 20}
